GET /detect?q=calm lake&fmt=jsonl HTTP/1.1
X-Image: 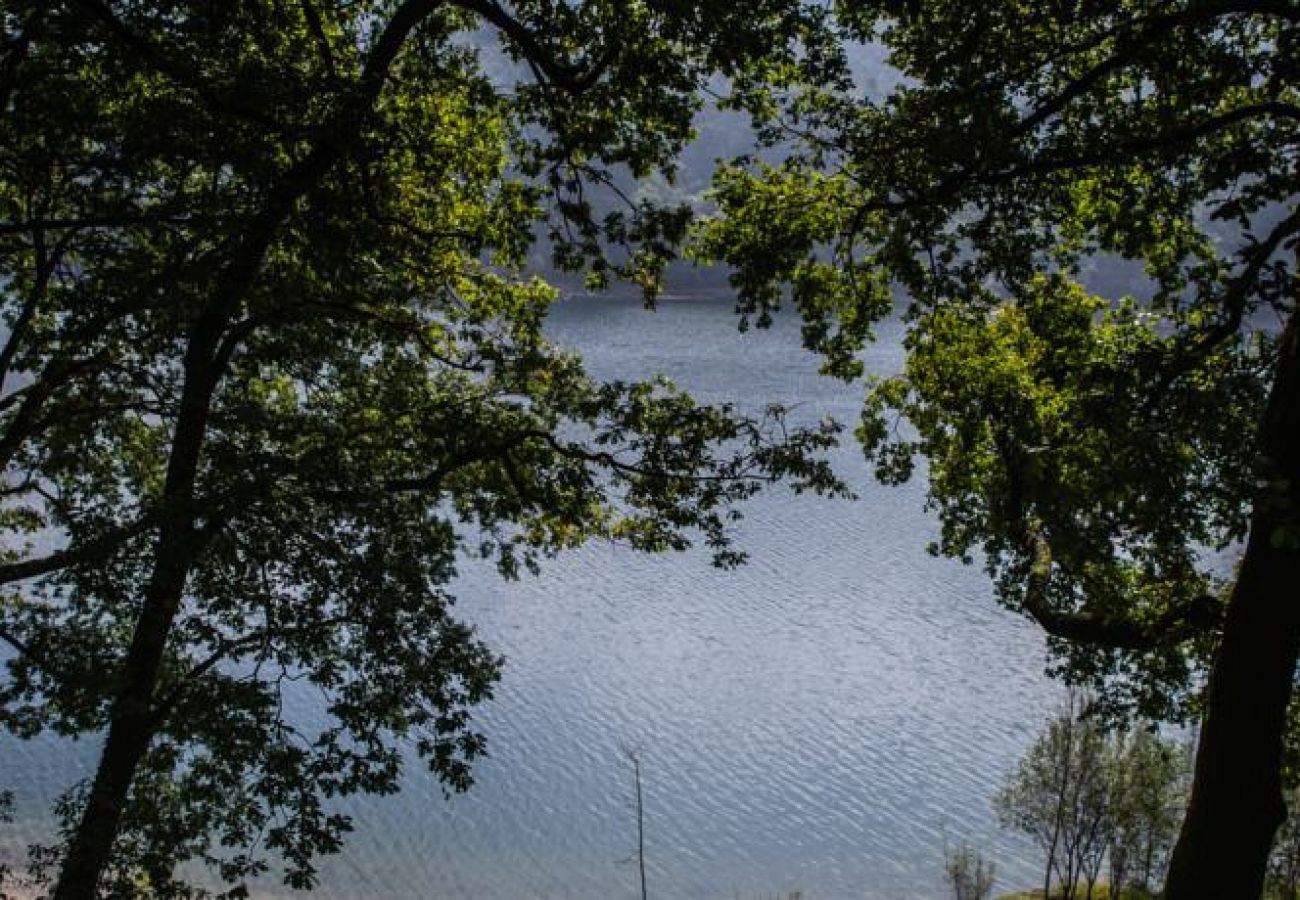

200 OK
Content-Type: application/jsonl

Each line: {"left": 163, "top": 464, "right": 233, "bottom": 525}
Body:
{"left": 3, "top": 292, "right": 1061, "bottom": 899}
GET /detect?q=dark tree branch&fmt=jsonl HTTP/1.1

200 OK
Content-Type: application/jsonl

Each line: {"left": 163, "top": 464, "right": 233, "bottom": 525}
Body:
{"left": 1010, "top": 1, "right": 1300, "bottom": 141}
{"left": 453, "top": 0, "right": 616, "bottom": 93}
{"left": 873, "top": 101, "right": 1300, "bottom": 217}
{"left": 539, "top": 423, "right": 795, "bottom": 485}
{"left": 0, "top": 275, "right": 46, "bottom": 395}
{"left": 0, "top": 213, "right": 215, "bottom": 239}
{"left": 0, "top": 222, "right": 82, "bottom": 393}
{"left": 151, "top": 614, "right": 352, "bottom": 727}
{"left": 1019, "top": 524, "right": 1223, "bottom": 651}
{"left": 294, "top": 299, "right": 485, "bottom": 372}
{"left": 298, "top": 0, "right": 337, "bottom": 78}
{"left": 381, "top": 430, "right": 546, "bottom": 494}
{"left": 0, "top": 623, "right": 30, "bottom": 656}
{"left": 0, "top": 352, "right": 111, "bottom": 468}
{"left": 210, "top": 317, "right": 260, "bottom": 378}
{"left": 994, "top": 432, "right": 1225, "bottom": 651}
{"left": 979, "top": 102, "right": 1300, "bottom": 190}
{"left": 372, "top": 413, "right": 784, "bottom": 503}
{"left": 0, "top": 514, "right": 159, "bottom": 585}
{"left": 1135, "top": 205, "right": 1300, "bottom": 413}
{"left": 357, "top": 0, "right": 446, "bottom": 97}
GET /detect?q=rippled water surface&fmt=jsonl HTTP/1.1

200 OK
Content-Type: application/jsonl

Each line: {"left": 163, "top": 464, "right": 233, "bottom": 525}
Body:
{"left": 4, "top": 294, "right": 1062, "bottom": 898}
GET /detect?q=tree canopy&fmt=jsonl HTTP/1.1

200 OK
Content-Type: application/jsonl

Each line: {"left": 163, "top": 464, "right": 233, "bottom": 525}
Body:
{"left": 0, "top": 2, "right": 846, "bottom": 896}
{"left": 6, "top": 1, "right": 1298, "bottom": 895}
{"left": 698, "top": 1, "right": 1298, "bottom": 896}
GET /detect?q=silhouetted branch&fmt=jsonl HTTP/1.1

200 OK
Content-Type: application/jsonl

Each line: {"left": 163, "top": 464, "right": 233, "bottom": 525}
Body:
{"left": 0, "top": 514, "right": 159, "bottom": 585}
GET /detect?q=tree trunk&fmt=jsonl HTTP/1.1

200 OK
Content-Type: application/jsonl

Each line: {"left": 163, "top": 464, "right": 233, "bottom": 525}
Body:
{"left": 51, "top": 352, "right": 219, "bottom": 900}
{"left": 40, "top": 9, "right": 449, "bottom": 896}
{"left": 50, "top": 526, "right": 200, "bottom": 900}
{"left": 50, "top": 640, "right": 171, "bottom": 899}
{"left": 1164, "top": 313, "right": 1300, "bottom": 899}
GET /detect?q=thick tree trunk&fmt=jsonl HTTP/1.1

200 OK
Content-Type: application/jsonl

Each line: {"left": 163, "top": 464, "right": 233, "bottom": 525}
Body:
{"left": 1164, "top": 313, "right": 1300, "bottom": 899}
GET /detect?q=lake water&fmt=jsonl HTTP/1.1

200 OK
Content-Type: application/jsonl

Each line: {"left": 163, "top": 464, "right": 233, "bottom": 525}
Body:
{"left": 2, "top": 293, "right": 1060, "bottom": 899}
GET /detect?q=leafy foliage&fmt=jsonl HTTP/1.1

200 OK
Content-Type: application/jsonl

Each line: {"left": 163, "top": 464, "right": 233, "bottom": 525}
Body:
{"left": 1106, "top": 729, "right": 1188, "bottom": 894}
{"left": 863, "top": 273, "right": 1261, "bottom": 719}
{"left": 942, "top": 840, "right": 996, "bottom": 900}
{"left": 703, "top": 6, "right": 1300, "bottom": 891}
{"left": 0, "top": 1, "right": 845, "bottom": 894}
{"left": 697, "top": 0, "right": 1299, "bottom": 718}
{"left": 996, "top": 695, "right": 1188, "bottom": 900}
{"left": 997, "top": 694, "right": 1112, "bottom": 900}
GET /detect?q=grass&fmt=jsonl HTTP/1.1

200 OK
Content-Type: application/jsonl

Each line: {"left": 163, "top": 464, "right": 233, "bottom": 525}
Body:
{"left": 997, "top": 887, "right": 1157, "bottom": 900}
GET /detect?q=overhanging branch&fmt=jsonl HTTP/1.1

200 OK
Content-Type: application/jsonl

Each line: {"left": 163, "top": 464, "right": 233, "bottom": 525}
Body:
{"left": 453, "top": 0, "right": 615, "bottom": 94}
{"left": 1019, "top": 525, "right": 1223, "bottom": 651}
{"left": 997, "top": 432, "right": 1224, "bottom": 652}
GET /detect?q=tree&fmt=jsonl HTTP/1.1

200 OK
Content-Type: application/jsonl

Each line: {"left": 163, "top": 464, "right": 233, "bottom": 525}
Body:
{"left": 996, "top": 696, "right": 1186, "bottom": 900}
{"left": 1269, "top": 787, "right": 1300, "bottom": 900}
{"left": 0, "top": 790, "right": 12, "bottom": 900}
{"left": 0, "top": 2, "right": 846, "bottom": 896}
{"left": 698, "top": 2, "right": 1299, "bottom": 895}
{"left": 1106, "top": 729, "right": 1186, "bottom": 894}
{"left": 942, "top": 840, "right": 996, "bottom": 900}
{"left": 996, "top": 693, "right": 1111, "bottom": 900}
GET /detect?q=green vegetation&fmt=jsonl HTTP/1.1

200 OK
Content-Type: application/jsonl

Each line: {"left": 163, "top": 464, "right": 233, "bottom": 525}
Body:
{"left": 1107, "top": 730, "right": 1187, "bottom": 893}
{"left": 701, "top": 2, "right": 1299, "bottom": 895}
{"left": 0, "top": 790, "right": 11, "bottom": 899}
{"left": 1269, "top": 787, "right": 1300, "bottom": 899}
{"left": 0, "top": 2, "right": 844, "bottom": 897}
{"left": 3, "top": 1, "right": 1299, "bottom": 897}
{"left": 944, "top": 841, "right": 997, "bottom": 900}
{"left": 995, "top": 695, "right": 1186, "bottom": 900}
{"left": 997, "top": 696, "right": 1113, "bottom": 900}
{"left": 996, "top": 888, "right": 1153, "bottom": 900}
